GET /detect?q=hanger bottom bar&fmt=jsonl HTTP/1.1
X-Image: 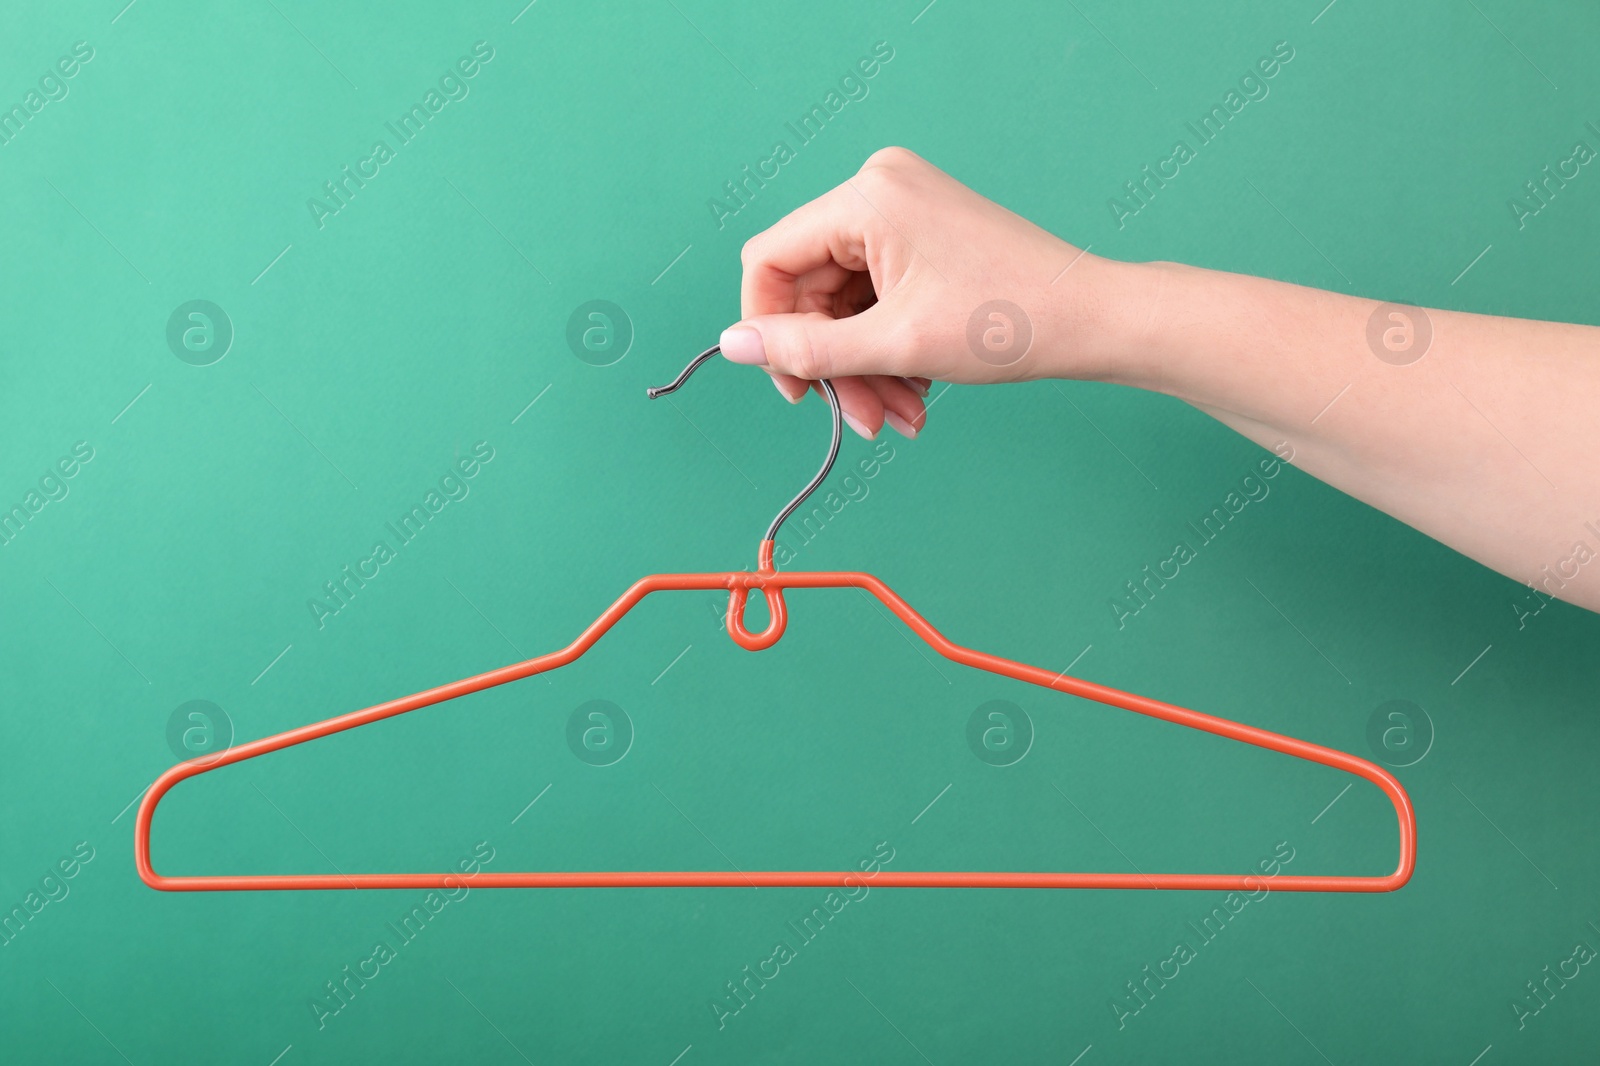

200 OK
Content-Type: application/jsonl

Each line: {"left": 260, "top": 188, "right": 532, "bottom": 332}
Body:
{"left": 140, "top": 871, "right": 1407, "bottom": 892}
{"left": 137, "top": 567, "right": 1415, "bottom": 895}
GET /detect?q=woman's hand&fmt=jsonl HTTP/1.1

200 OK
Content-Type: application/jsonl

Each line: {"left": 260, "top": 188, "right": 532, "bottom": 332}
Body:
{"left": 723, "top": 147, "right": 1600, "bottom": 614}
{"left": 722, "top": 146, "right": 1132, "bottom": 439}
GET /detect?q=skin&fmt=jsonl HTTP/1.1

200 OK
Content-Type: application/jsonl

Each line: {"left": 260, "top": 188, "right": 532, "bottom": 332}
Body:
{"left": 721, "top": 147, "right": 1600, "bottom": 613}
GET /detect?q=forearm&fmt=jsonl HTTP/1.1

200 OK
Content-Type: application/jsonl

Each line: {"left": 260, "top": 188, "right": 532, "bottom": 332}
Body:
{"left": 725, "top": 147, "right": 1600, "bottom": 613}
{"left": 1092, "top": 260, "right": 1600, "bottom": 611}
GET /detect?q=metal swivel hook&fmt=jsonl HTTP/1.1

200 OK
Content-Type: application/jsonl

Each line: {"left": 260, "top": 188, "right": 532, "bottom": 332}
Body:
{"left": 647, "top": 344, "right": 843, "bottom": 648}
{"left": 647, "top": 345, "right": 842, "bottom": 549}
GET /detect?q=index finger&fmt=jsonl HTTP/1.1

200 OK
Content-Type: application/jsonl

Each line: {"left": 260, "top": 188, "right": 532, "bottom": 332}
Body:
{"left": 739, "top": 181, "right": 877, "bottom": 320}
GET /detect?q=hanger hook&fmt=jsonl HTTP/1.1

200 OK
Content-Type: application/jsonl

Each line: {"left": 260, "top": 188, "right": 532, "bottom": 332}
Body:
{"left": 648, "top": 344, "right": 842, "bottom": 555}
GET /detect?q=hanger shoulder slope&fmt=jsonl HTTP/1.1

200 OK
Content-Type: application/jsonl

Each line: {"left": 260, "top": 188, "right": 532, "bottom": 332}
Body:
{"left": 135, "top": 563, "right": 1415, "bottom": 893}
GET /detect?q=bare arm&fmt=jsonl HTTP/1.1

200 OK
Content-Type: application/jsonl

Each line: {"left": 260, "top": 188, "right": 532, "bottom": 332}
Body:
{"left": 721, "top": 147, "right": 1600, "bottom": 611}
{"left": 1130, "top": 263, "right": 1600, "bottom": 609}
{"left": 1126, "top": 265, "right": 1600, "bottom": 611}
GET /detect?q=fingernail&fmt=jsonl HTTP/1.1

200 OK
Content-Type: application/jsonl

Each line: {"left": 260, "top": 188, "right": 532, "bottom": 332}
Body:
{"left": 843, "top": 412, "right": 876, "bottom": 440}
{"left": 899, "top": 376, "right": 930, "bottom": 397}
{"left": 884, "top": 411, "right": 919, "bottom": 439}
{"left": 719, "top": 326, "right": 767, "bottom": 365}
{"left": 772, "top": 376, "right": 804, "bottom": 404}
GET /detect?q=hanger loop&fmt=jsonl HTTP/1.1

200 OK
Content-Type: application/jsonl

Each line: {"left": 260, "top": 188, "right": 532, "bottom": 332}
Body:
{"left": 726, "top": 540, "right": 787, "bottom": 649}
{"left": 648, "top": 345, "right": 842, "bottom": 651}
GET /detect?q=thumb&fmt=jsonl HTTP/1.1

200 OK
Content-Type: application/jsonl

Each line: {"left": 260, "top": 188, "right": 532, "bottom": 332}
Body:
{"left": 720, "top": 308, "right": 902, "bottom": 381}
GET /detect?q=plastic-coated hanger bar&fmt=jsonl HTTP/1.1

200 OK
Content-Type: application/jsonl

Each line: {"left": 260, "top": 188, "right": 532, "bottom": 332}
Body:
{"left": 135, "top": 349, "right": 1416, "bottom": 893}
{"left": 135, "top": 546, "right": 1415, "bottom": 892}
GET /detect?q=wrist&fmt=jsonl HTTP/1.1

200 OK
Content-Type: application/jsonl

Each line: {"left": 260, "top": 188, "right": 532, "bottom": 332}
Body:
{"left": 1090, "top": 258, "right": 1211, "bottom": 393}
{"left": 1092, "top": 257, "right": 1373, "bottom": 424}
{"left": 1033, "top": 255, "right": 1204, "bottom": 389}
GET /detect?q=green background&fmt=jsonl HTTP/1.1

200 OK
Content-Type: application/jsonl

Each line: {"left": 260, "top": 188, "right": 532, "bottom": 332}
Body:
{"left": 3, "top": 0, "right": 1598, "bottom": 1062}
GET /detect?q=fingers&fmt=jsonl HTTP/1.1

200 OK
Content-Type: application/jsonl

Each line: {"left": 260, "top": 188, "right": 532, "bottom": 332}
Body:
{"left": 828, "top": 376, "right": 884, "bottom": 439}
{"left": 721, "top": 303, "right": 908, "bottom": 383}
{"left": 786, "top": 374, "right": 925, "bottom": 440}
{"left": 767, "top": 370, "right": 928, "bottom": 438}
{"left": 756, "top": 264, "right": 882, "bottom": 405}
{"left": 790, "top": 261, "right": 858, "bottom": 316}
{"left": 727, "top": 148, "right": 958, "bottom": 436}
{"left": 867, "top": 375, "right": 926, "bottom": 439}
{"left": 834, "top": 375, "right": 926, "bottom": 439}
{"left": 768, "top": 371, "right": 808, "bottom": 404}
{"left": 739, "top": 183, "right": 877, "bottom": 319}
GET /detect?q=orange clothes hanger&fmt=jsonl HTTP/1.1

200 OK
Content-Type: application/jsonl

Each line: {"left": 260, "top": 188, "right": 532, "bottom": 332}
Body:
{"left": 136, "top": 348, "right": 1416, "bottom": 893}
